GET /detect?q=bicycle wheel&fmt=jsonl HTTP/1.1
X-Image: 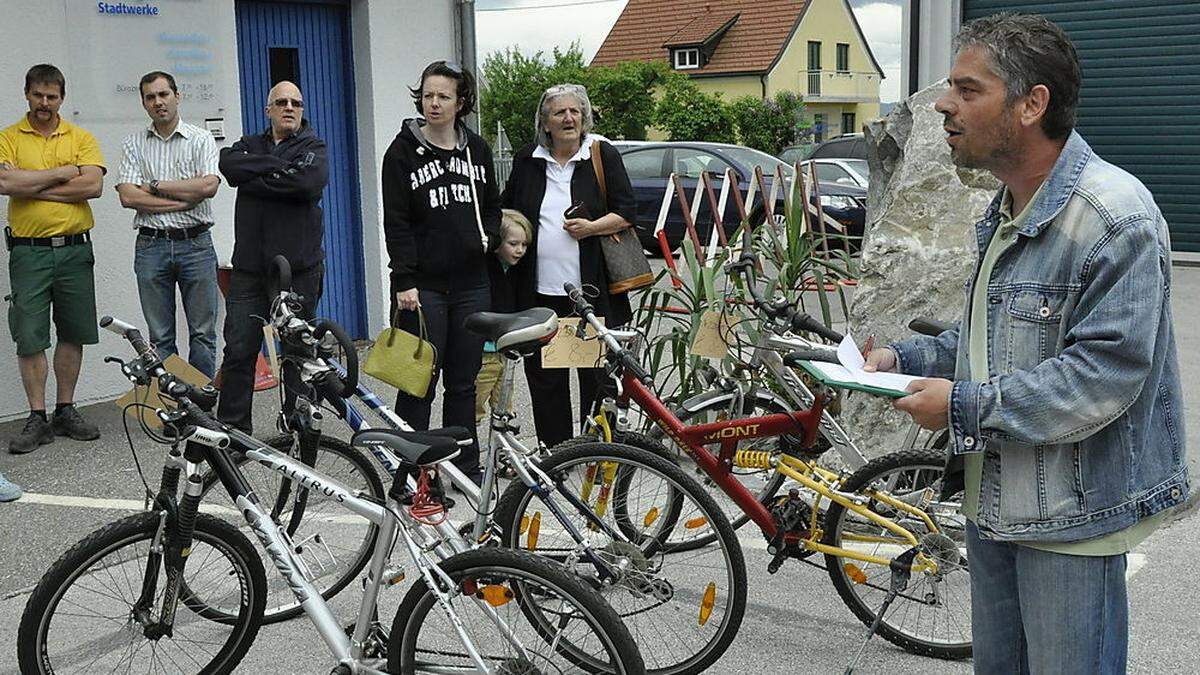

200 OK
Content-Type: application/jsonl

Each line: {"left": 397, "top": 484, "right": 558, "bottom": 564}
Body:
{"left": 198, "top": 433, "right": 384, "bottom": 623}
{"left": 821, "top": 449, "right": 971, "bottom": 659}
{"left": 17, "top": 512, "right": 266, "bottom": 674}
{"left": 494, "top": 442, "right": 748, "bottom": 675}
{"left": 388, "top": 547, "right": 647, "bottom": 675}
{"left": 637, "top": 390, "right": 791, "bottom": 549}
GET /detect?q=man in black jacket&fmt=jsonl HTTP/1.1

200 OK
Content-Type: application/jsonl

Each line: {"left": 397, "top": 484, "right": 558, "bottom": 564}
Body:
{"left": 217, "top": 80, "right": 328, "bottom": 432}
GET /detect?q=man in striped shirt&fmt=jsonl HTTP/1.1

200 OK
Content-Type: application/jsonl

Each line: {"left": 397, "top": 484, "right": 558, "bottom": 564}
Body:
{"left": 116, "top": 71, "right": 221, "bottom": 377}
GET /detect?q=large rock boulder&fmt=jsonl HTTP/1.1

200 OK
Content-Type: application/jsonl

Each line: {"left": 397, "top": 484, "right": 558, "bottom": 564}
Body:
{"left": 840, "top": 80, "right": 1000, "bottom": 455}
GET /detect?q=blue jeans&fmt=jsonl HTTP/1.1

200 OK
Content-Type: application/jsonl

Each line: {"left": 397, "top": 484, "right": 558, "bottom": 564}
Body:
{"left": 966, "top": 522, "right": 1128, "bottom": 674}
{"left": 392, "top": 282, "right": 490, "bottom": 479}
{"left": 133, "top": 231, "right": 219, "bottom": 378}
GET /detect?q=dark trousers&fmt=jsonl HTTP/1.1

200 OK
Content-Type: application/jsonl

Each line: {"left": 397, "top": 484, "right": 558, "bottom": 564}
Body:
{"left": 393, "top": 283, "right": 490, "bottom": 478}
{"left": 217, "top": 264, "right": 323, "bottom": 433}
{"left": 523, "top": 293, "right": 607, "bottom": 449}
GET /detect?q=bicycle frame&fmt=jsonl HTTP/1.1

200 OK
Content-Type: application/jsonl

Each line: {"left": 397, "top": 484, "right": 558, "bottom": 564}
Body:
{"left": 318, "top": 358, "right": 631, "bottom": 580}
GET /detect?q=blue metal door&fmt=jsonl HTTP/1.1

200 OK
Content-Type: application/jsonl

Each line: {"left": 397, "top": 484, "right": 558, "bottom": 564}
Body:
{"left": 234, "top": 0, "right": 367, "bottom": 336}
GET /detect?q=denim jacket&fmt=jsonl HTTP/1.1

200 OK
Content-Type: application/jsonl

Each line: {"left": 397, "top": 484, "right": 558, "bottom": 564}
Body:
{"left": 890, "top": 131, "right": 1188, "bottom": 542}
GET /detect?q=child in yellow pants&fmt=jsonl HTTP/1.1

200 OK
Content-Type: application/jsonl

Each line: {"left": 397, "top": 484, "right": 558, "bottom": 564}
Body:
{"left": 475, "top": 209, "right": 533, "bottom": 422}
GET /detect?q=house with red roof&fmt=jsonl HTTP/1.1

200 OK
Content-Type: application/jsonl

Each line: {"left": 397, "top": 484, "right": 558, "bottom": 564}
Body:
{"left": 591, "top": 0, "right": 884, "bottom": 142}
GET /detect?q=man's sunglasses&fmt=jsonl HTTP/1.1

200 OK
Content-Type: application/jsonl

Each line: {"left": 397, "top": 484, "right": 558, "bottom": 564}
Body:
{"left": 271, "top": 98, "right": 304, "bottom": 109}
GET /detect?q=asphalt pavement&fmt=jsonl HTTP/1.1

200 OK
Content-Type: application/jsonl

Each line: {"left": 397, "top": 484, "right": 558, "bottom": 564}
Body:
{"left": 1, "top": 262, "right": 1197, "bottom": 674}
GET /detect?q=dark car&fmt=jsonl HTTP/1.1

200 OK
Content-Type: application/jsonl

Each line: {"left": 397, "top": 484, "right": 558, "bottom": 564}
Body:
{"left": 807, "top": 133, "right": 867, "bottom": 160}
{"left": 611, "top": 140, "right": 867, "bottom": 253}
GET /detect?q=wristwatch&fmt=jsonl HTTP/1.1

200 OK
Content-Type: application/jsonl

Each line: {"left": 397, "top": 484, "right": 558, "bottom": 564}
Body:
{"left": 149, "top": 179, "right": 161, "bottom": 196}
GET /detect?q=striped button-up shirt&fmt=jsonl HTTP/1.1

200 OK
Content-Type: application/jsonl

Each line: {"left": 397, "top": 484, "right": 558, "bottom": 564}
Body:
{"left": 118, "top": 119, "right": 219, "bottom": 230}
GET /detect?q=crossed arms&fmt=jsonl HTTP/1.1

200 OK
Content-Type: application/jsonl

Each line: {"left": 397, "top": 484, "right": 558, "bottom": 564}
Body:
{"left": 0, "top": 163, "right": 103, "bottom": 202}
{"left": 115, "top": 176, "right": 219, "bottom": 214}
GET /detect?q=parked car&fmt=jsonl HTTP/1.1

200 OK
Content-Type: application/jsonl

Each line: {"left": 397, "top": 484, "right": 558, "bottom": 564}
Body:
{"left": 611, "top": 140, "right": 867, "bottom": 254}
{"left": 777, "top": 144, "right": 812, "bottom": 166}
{"left": 806, "top": 133, "right": 867, "bottom": 160}
{"left": 801, "top": 158, "right": 869, "bottom": 188}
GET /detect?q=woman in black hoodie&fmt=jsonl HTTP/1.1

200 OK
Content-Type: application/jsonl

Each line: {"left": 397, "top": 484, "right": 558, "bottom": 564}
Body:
{"left": 381, "top": 61, "right": 501, "bottom": 482}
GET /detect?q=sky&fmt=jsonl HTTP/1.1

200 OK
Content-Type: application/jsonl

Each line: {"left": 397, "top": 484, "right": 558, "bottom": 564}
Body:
{"left": 475, "top": 0, "right": 904, "bottom": 102}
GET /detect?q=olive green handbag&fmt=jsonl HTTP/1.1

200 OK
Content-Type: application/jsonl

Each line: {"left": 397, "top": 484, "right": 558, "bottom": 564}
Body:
{"left": 362, "top": 307, "right": 436, "bottom": 398}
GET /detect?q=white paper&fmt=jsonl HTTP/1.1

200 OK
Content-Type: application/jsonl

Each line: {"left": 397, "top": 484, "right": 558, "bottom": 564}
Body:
{"left": 808, "top": 334, "right": 924, "bottom": 394}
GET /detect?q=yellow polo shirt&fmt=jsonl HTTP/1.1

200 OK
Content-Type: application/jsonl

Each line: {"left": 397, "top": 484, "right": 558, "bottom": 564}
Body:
{"left": 0, "top": 115, "right": 106, "bottom": 237}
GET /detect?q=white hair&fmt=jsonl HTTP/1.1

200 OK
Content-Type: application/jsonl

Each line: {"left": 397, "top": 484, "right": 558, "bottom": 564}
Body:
{"left": 533, "top": 83, "right": 595, "bottom": 150}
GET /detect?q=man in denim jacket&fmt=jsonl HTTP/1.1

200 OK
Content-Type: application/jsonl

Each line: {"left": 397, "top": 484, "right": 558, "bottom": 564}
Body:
{"left": 866, "top": 14, "right": 1188, "bottom": 674}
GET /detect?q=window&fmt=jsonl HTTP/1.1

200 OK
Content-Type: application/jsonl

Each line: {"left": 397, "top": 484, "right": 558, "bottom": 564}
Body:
{"left": 841, "top": 112, "right": 857, "bottom": 136}
{"left": 269, "top": 47, "right": 300, "bottom": 86}
{"left": 812, "top": 162, "right": 853, "bottom": 184}
{"left": 807, "top": 42, "right": 822, "bottom": 95}
{"left": 836, "top": 43, "right": 850, "bottom": 73}
{"left": 621, "top": 148, "right": 670, "bottom": 180}
{"left": 673, "top": 48, "right": 700, "bottom": 70}
{"left": 671, "top": 148, "right": 731, "bottom": 179}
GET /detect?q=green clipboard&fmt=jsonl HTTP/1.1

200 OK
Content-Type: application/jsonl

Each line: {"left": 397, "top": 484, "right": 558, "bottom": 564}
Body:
{"left": 794, "top": 360, "right": 911, "bottom": 399}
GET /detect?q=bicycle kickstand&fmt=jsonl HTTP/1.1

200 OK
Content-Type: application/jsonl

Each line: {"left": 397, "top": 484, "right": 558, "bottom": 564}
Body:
{"left": 842, "top": 546, "right": 920, "bottom": 675}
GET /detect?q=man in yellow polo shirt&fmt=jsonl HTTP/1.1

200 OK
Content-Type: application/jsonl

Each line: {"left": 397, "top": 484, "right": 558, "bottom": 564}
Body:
{"left": 0, "top": 64, "right": 106, "bottom": 454}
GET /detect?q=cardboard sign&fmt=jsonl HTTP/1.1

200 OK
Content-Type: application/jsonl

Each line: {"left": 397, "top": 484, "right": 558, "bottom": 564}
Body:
{"left": 115, "top": 354, "right": 211, "bottom": 430}
{"left": 690, "top": 310, "right": 740, "bottom": 359}
{"left": 542, "top": 317, "right": 606, "bottom": 369}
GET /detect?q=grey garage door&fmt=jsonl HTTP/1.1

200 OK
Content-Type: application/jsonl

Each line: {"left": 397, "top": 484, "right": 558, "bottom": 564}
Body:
{"left": 963, "top": 0, "right": 1200, "bottom": 253}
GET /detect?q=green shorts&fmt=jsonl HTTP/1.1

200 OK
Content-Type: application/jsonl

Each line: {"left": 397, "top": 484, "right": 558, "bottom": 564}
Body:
{"left": 7, "top": 241, "right": 98, "bottom": 356}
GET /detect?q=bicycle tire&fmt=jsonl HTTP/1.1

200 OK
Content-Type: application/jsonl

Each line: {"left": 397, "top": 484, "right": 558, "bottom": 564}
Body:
{"left": 494, "top": 442, "right": 748, "bottom": 675}
{"left": 388, "top": 547, "right": 647, "bottom": 675}
{"left": 821, "top": 449, "right": 971, "bottom": 660}
{"left": 197, "top": 433, "right": 384, "bottom": 623}
{"left": 17, "top": 511, "right": 266, "bottom": 674}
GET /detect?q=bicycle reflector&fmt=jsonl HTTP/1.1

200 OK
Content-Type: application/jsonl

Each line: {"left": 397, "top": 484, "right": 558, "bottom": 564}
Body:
{"left": 526, "top": 512, "right": 542, "bottom": 550}
{"left": 479, "top": 584, "right": 515, "bottom": 608}
{"left": 699, "top": 583, "right": 717, "bottom": 625}
{"left": 844, "top": 563, "right": 868, "bottom": 585}
{"left": 685, "top": 516, "right": 709, "bottom": 529}
{"left": 643, "top": 506, "right": 660, "bottom": 527}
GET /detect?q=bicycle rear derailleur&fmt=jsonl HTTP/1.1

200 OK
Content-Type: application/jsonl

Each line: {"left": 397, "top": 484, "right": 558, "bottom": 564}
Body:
{"left": 765, "top": 488, "right": 816, "bottom": 573}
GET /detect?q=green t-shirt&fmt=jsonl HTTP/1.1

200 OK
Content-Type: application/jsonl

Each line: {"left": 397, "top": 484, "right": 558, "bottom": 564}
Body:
{"left": 962, "top": 186, "right": 1165, "bottom": 555}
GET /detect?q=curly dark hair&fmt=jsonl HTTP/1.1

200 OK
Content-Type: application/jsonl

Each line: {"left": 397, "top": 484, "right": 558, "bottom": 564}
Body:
{"left": 408, "top": 60, "right": 476, "bottom": 119}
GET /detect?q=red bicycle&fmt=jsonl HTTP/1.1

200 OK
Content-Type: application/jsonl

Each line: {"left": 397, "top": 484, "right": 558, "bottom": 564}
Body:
{"left": 558, "top": 271, "right": 970, "bottom": 662}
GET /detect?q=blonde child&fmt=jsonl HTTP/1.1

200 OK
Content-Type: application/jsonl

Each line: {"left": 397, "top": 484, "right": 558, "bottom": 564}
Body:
{"left": 474, "top": 209, "right": 533, "bottom": 422}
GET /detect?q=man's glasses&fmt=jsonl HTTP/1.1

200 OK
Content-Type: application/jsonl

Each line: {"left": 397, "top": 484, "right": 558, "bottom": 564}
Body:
{"left": 272, "top": 98, "right": 304, "bottom": 109}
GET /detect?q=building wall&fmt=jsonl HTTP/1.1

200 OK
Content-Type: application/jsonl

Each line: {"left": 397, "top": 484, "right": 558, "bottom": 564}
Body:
{"left": 0, "top": 0, "right": 456, "bottom": 419}
{"left": 900, "top": 0, "right": 960, "bottom": 97}
{"left": 769, "top": 0, "right": 881, "bottom": 100}
{"left": 691, "top": 75, "right": 762, "bottom": 101}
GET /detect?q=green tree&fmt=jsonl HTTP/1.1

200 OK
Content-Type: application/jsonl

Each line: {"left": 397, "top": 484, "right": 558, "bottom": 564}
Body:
{"left": 479, "top": 44, "right": 587, "bottom": 150}
{"left": 651, "top": 75, "right": 736, "bottom": 143}
{"left": 585, "top": 60, "right": 670, "bottom": 140}
{"left": 729, "top": 90, "right": 806, "bottom": 154}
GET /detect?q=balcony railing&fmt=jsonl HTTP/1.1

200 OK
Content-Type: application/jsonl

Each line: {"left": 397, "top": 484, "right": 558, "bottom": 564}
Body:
{"left": 804, "top": 70, "right": 880, "bottom": 102}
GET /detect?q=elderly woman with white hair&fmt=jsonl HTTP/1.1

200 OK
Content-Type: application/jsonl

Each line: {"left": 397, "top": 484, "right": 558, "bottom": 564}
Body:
{"left": 502, "top": 83, "right": 637, "bottom": 449}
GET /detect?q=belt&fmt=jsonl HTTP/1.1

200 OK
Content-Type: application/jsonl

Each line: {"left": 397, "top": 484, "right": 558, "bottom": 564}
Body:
{"left": 138, "top": 224, "right": 211, "bottom": 241}
{"left": 5, "top": 228, "right": 91, "bottom": 250}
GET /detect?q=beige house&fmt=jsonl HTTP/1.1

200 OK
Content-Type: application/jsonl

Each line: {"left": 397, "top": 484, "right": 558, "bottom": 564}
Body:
{"left": 591, "top": 0, "right": 884, "bottom": 142}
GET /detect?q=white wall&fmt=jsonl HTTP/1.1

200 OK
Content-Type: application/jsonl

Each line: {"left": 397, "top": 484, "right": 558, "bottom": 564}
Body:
{"left": 900, "top": 0, "right": 960, "bottom": 96}
{"left": 350, "top": 0, "right": 460, "bottom": 338}
{"left": 0, "top": 0, "right": 243, "bottom": 420}
{"left": 0, "top": 0, "right": 459, "bottom": 419}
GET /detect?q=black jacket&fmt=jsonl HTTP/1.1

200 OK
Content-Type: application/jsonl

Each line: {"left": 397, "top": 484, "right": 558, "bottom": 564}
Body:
{"left": 219, "top": 121, "right": 328, "bottom": 274}
{"left": 502, "top": 139, "right": 636, "bottom": 326}
{"left": 487, "top": 257, "right": 517, "bottom": 314}
{"left": 382, "top": 119, "right": 501, "bottom": 294}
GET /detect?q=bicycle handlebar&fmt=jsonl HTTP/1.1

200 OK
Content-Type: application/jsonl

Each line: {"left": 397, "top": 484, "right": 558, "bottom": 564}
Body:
{"left": 312, "top": 318, "right": 358, "bottom": 397}
{"left": 562, "top": 282, "right": 654, "bottom": 388}
{"left": 725, "top": 251, "right": 845, "bottom": 344}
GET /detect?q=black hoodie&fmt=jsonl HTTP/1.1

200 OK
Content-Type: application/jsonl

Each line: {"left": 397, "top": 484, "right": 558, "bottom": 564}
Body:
{"left": 219, "top": 120, "right": 328, "bottom": 274}
{"left": 382, "top": 119, "right": 501, "bottom": 293}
